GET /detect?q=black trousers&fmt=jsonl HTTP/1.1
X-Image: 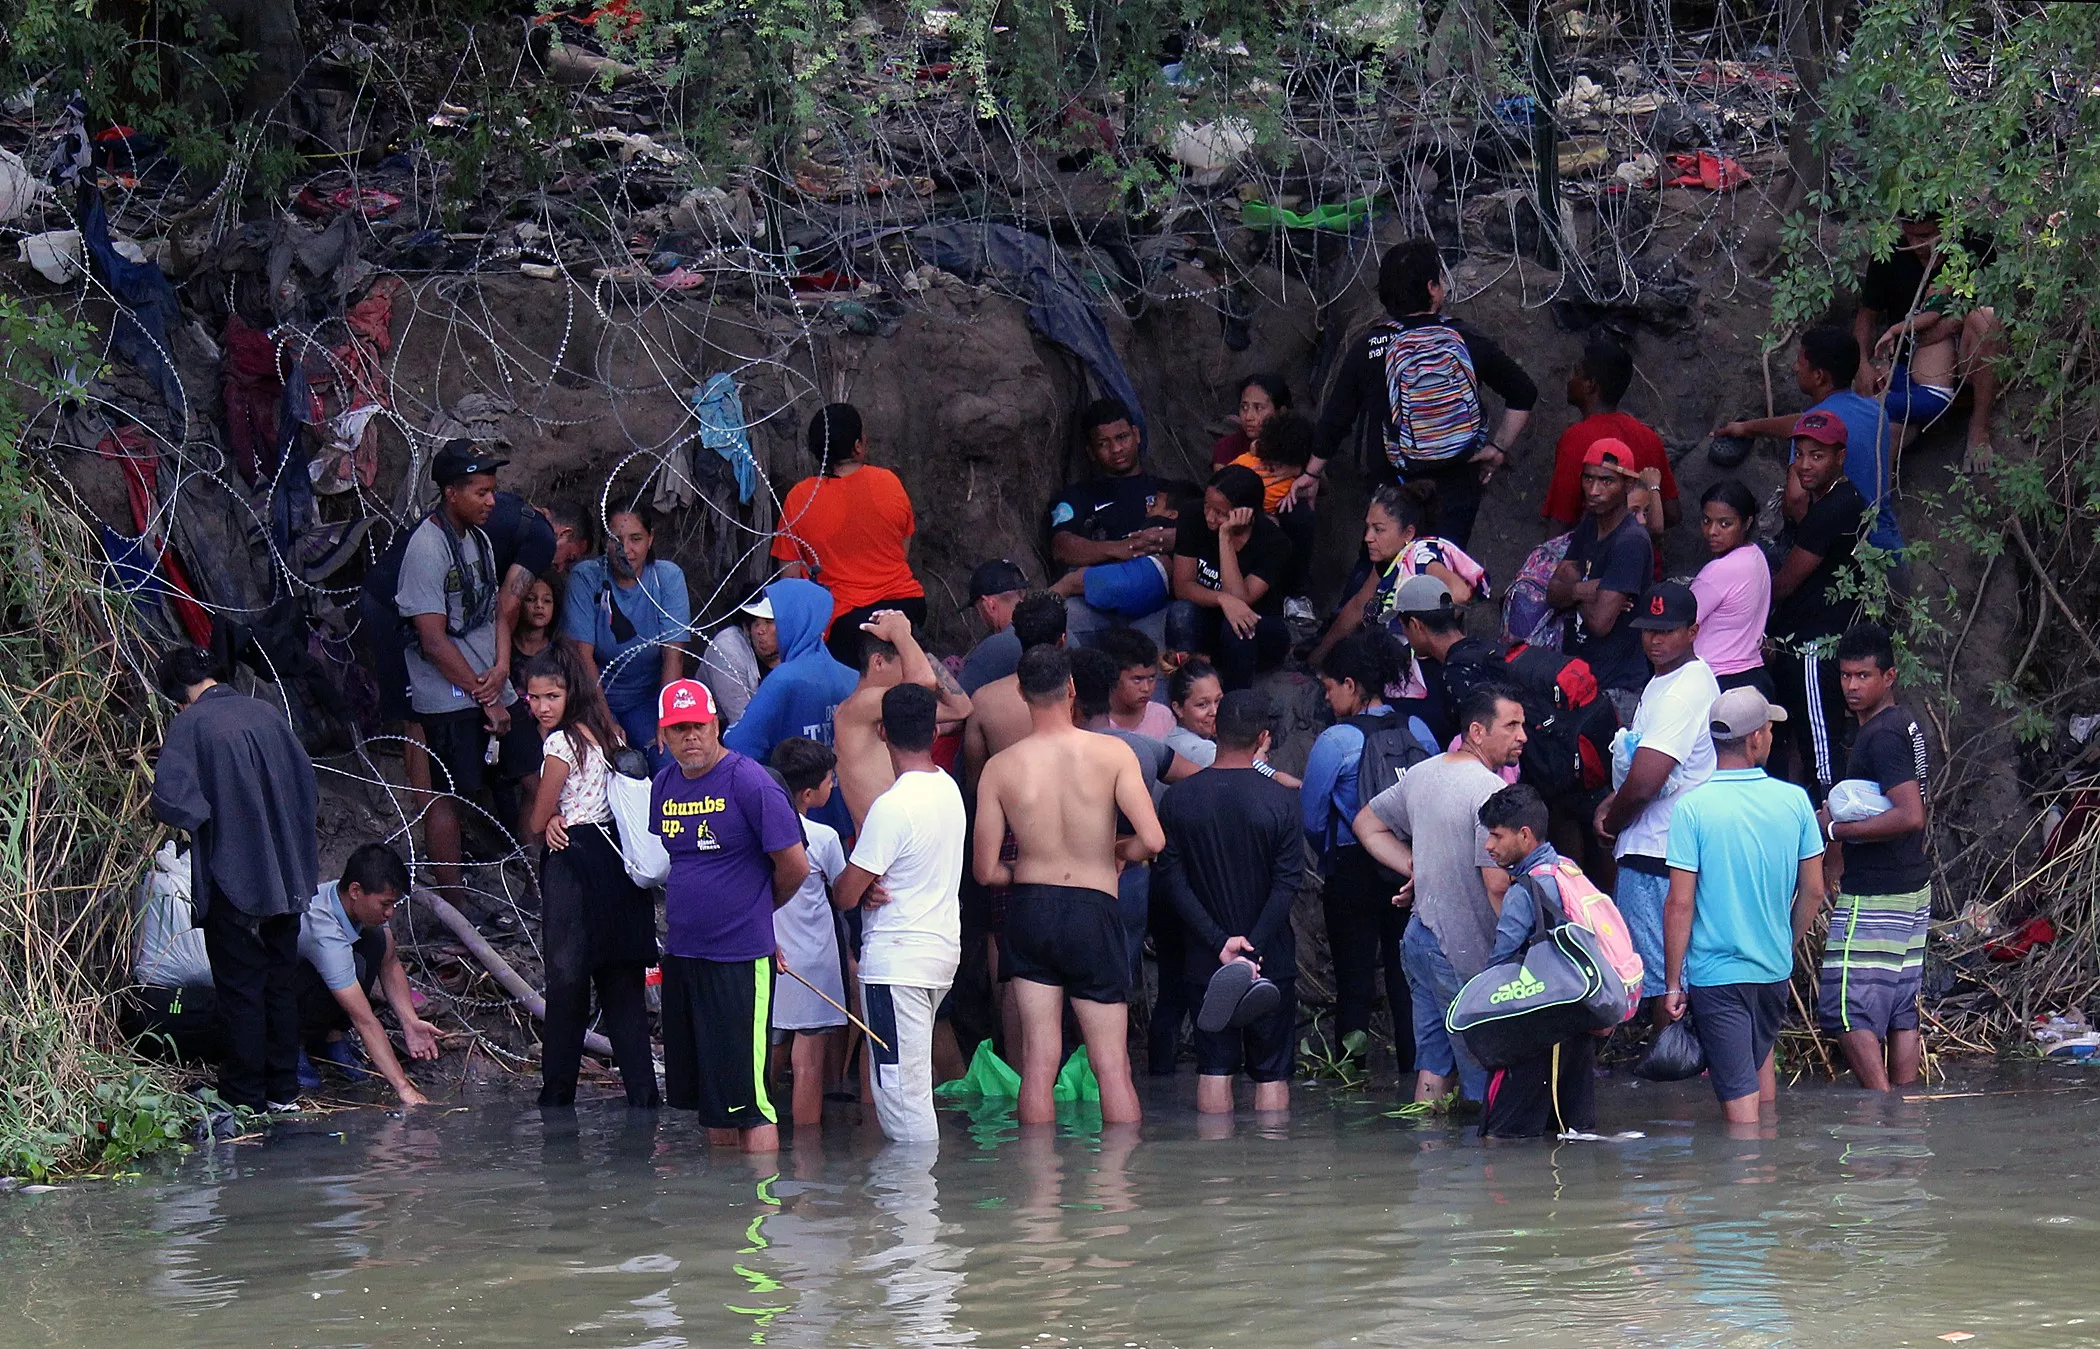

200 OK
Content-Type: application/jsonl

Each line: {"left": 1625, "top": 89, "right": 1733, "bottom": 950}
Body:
{"left": 541, "top": 963, "right": 659, "bottom": 1108}
{"left": 1482, "top": 1034, "right": 1598, "bottom": 1139}
{"left": 1172, "top": 601, "right": 1289, "bottom": 692}
{"left": 539, "top": 832, "right": 661, "bottom": 1107}
{"left": 1771, "top": 644, "right": 1849, "bottom": 806}
{"left": 293, "top": 925, "right": 386, "bottom": 1044}
{"left": 202, "top": 898, "right": 303, "bottom": 1110}
{"left": 1146, "top": 892, "right": 1191, "bottom": 1075}
{"left": 825, "top": 596, "right": 929, "bottom": 669}
{"left": 1320, "top": 844, "right": 1413, "bottom": 1071}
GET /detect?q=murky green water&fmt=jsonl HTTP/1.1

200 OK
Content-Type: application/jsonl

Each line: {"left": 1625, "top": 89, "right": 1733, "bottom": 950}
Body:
{"left": 6, "top": 1069, "right": 2100, "bottom": 1348}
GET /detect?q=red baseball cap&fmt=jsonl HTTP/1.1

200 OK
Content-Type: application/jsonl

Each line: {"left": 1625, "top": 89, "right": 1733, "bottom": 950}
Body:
{"left": 1582, "top": 437, "right": 1634, "bottom": 470}
{"left": 1791, "top": 410, "right": 1847, "bottom": 447}
{"left": 657, "top": 678, "right": 718, "bottom": 728}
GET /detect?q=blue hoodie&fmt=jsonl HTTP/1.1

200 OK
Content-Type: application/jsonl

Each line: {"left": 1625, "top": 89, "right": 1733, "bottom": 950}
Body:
{"left": 723, "top": 578, "right": 858, "bottom": 833}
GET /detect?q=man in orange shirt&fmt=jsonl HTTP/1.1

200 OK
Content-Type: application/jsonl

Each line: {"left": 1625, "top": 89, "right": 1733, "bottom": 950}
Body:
{"left": 1540, "top": 341, "right": 1680, "bottom": 557}
{"left": 771, "top": 403, "right": 928, "bottom": 668}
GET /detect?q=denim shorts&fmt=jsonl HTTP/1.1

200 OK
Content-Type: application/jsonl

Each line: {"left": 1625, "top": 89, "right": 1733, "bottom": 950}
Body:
{"left": 1614, "top": 865, "right": 1671, "bottom": 998}
{"left": 1402, "top": 914, "right": 1486, "bottom": 1102}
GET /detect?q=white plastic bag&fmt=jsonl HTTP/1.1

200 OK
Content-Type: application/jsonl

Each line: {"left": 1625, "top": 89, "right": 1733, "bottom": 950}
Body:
{"left": 1827, "top": 778, "right": 1895, "bottom": 823}
{"left": 606, "top": 758, "right": 669, "bottom": 888}
{"left": 135, "top": 840, "right": 211, "bottom": 989}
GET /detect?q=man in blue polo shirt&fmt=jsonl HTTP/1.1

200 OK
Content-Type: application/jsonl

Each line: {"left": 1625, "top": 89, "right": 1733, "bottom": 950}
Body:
{"left": 1660, "top": 687, "right": 1828, "bottom": 1127}
{"left": 1715, "top": 326, "right": 1903, "bottom": 575}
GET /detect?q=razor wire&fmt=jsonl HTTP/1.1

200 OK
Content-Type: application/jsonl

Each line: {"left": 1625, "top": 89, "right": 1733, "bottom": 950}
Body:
{"left": 0, "top": 0, "right": 1840, "bottom": 1047}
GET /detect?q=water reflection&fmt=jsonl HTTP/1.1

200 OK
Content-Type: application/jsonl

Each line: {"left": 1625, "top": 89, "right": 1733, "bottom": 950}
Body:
{"left": 1, "top": 1072, "right": 2097, "bottom": 1347}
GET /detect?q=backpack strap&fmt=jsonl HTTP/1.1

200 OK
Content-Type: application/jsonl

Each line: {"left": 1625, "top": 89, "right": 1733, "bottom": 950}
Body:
{"left": 1514, "top": 870, "right": 1568, "bottom": 947}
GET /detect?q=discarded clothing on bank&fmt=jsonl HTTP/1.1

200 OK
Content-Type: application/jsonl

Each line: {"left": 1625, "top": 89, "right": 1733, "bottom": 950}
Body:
{"left": 81, "top": 188, "right": 187, "bottom": 416}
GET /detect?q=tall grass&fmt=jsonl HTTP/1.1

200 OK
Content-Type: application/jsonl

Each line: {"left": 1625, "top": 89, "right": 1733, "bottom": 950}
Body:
{"left": 0, "top": 297, "right": 205, "bottom": 1177}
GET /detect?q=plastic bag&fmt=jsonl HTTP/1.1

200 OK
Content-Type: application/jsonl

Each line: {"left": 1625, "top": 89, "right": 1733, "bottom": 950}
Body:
{"left": 1632, "top": 1012, "right": 1707, "bottom": 1081}
{"left": 1827, "top": 778, "right": 1895, "bottom": 823}
{"left": 935, "top": 1040, "right": 1022, "bottom": 1098}
{"left": 606, "top": 746, "right": 670, "bottom": 888}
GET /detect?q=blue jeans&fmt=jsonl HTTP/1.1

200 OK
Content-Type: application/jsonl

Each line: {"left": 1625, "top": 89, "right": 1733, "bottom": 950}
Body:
{"left": 1614, "top": 865, "right": 1670, "bottom": 998}
{"left": 1402, "top": 914, "right": 1486, "bottom": 1101}
{"left": 1066, "top": 594, "right": 1169, "bottom": 652}
{"left": 1116, "top": 862, "right": 1150, "bottom": 985}
{"left": 607, "top": 684, "right": 669, "bottom": 775}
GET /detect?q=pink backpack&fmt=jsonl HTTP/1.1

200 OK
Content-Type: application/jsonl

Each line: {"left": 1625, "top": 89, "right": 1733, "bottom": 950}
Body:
{"left": 1529, "top": 858, "right": 1644, "bottom": 1026}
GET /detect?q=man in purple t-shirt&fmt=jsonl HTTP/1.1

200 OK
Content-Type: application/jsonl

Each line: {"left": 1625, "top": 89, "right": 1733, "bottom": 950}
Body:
{"left": 651, "top": 678, "right": 809, "bottom": 1153}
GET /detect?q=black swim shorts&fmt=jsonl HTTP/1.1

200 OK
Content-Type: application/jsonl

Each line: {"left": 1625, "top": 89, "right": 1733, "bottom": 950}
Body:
{"left": 1003, "top": 884, "right": 1130, "bottom": 1004}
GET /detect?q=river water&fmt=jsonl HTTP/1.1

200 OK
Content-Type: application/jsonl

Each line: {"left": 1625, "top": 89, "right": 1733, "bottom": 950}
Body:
{"left": 5, "top": 1068, "right": 2098, "bottom": 1348}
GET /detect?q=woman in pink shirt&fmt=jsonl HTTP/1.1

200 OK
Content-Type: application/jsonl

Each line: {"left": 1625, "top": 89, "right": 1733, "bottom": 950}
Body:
{"left": 1691, "top": 479, "right": 1775, "bottom": 700}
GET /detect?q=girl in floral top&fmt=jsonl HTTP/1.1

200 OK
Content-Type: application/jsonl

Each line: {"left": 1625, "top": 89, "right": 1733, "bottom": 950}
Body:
{"left": 521, "top": 641, "right": 659, "bottom": 1108}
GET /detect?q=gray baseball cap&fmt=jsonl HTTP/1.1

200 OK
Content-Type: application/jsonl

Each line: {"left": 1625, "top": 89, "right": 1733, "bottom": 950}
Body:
{"left": 1709, "top": 686, "right": 1789, "bottom": 738}
{"left": 1392, "top": 573, "right": 1454, "bottom": 615}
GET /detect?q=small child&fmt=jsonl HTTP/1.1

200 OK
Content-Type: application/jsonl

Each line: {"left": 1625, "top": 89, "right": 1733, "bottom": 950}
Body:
{"left": 1477, "top": 782, "right": 1601, "bottom": 1140}
{"left": 768, "top": 737, "right": 850, "bottom": 1131}
{"left": 1231, "top": 408, "right": 1315, "bottom": 514}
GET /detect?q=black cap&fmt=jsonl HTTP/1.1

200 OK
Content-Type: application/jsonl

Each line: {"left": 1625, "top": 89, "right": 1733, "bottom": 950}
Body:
{"left": 430, "top": 438, "right": 509, "bottom": 486}
{"left": 967, "top": 558, "right": 1028, "bottom": 603}
{"left": 1629, "top": 580, "right": 1698, "bottom": 631}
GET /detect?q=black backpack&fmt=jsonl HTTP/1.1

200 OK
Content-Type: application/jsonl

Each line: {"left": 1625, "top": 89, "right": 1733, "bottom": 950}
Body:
{"left": 1326, "top": 712, "right": 1430, "bottom": 881}
{"left": 1442, "top": 639, "right": 1618, "bottom": 801}
{"left": 1349, "top": 712, "right": 1433, "bottom": 810}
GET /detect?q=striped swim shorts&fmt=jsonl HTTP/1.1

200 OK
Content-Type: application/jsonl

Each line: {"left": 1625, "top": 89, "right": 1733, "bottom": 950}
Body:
{"left": 1816, "top": 885, "right": 1931, "bottom": 1038}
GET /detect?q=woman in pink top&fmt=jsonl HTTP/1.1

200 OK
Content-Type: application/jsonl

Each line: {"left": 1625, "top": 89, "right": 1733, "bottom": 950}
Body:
{"left": 1691, "top": 480, "right": 1775, "bottom": 700}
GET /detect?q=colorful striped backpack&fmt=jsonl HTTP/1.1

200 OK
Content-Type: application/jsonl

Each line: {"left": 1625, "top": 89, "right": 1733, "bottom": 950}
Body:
{"left": 1379, "top": 319, "right": 1486, "bottom": 467}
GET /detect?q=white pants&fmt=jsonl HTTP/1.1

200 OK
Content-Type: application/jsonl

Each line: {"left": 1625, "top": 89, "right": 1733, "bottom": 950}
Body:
{"left": 861, "top": 981, "right": 948, "bottom": 1143}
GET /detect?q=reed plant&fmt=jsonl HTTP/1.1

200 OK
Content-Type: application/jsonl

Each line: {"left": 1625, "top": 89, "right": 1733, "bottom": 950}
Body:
{"left": 0, "top": 296, "right": 204, "bottom": 1177}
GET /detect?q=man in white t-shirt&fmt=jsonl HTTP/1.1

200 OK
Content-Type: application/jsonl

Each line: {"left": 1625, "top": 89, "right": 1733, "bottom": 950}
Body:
{"left": 1594, "top": 582, "right": 1719, "bottom": 1019}
{"left": 834, "top": 683, "right": 967, "bottom": 1142}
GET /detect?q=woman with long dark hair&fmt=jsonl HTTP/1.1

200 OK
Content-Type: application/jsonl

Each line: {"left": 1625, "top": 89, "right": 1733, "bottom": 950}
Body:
{"left": 564, "top": 504, "right": 692, "bottom": 771}
{"left": 522, "top": 641, "right": 660, "bottom": 1108}
{"left": 1312, "top": 482, "right": 1488, "bottom": 666}
{"left": 1302, "top": 629, "right": 1438, "bottom": 1073}
{"left": 1691, "top": 479, "right": 1775, "bottom": 699}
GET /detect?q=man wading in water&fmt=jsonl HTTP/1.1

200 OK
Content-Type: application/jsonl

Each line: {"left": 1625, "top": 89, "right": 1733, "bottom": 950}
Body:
{"left": 974, "top": 645, "right": 1163, "bottom": 1126}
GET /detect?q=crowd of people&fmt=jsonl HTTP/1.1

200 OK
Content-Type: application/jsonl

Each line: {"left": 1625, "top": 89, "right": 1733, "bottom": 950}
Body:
{"left": 143, "top": 223, "right": 1980, "bottom": 1145}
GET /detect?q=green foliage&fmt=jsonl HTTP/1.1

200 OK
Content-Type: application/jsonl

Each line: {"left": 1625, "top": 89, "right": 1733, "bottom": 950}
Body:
{"left": 1299, "top": 1020, "right": 1370, "bottom": 1088}
{"left": 0, "top": 295, "right": 202, "bottom": 1179}
{"left": 1776, "top": 0, "right": 2100, "bottom": 735}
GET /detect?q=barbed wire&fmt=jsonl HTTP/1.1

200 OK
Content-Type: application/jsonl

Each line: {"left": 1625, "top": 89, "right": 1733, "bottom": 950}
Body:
{"left": 0, "top": 0, "right": 1822, "bottom": 1048}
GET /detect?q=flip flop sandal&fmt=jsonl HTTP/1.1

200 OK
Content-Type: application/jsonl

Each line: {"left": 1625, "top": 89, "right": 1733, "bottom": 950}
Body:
{"left": 1229, "top": 975, "right": 1283, "bottom": 1030}
{"left": 1198, "top": 960, "right": 1256, "bottom": 1033}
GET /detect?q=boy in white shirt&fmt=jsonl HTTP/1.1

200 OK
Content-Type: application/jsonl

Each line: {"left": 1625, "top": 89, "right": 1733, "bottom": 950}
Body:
{"left": 768, "top": 738, "right": 850, "bottom": 1132}
{"left": 834, "top": 684, "right": 967, "bottom": 1143}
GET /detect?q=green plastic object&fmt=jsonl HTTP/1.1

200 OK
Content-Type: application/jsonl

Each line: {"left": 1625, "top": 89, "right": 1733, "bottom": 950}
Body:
{"left": 1053, "top": 1045, "right": 1100, "bottom": 1103}
{"left": 935, "top": 1040, "right": 1021, "bottom": 1098}
{"left": 931, "top": 1041, "right": 1101, "bottom": 1101}
{"left": 1240, "top": 197, "right": 1374, "bottom": 231}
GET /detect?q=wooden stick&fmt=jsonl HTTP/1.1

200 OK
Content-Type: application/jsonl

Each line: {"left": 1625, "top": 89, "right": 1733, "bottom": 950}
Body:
{"left": 778, "top": 960, "right": 890, "bottom": 1052}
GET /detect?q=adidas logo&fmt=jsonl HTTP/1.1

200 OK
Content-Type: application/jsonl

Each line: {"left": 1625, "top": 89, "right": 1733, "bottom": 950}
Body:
{"left": 1488, "top": 968, "right": 1547, "bottom": 1004}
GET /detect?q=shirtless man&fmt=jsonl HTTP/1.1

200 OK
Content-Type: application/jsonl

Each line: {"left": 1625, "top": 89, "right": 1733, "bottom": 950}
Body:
{"left": 961, "top": 591, "right": 1070, "bottom": 795}
{"left": 975, "top": 645, "right": 1163, "bottom": 1126}
{"left": 833, "top": 609, "right": 971, "bottom": 830}
{"left": 1855, "top": 215, "right": 2004, "bottom": 470}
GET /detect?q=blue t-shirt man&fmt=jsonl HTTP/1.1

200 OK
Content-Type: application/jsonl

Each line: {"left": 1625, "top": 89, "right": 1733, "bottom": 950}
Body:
{"left": 1809, "top": 389, "right": 1902, "bottom": 555}
{"left": 1665, "top": 766, "right": 1825, "bottom": 986}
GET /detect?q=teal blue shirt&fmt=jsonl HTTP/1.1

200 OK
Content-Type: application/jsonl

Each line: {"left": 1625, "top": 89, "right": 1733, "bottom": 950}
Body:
{"left": 1664, "top": 768, "right": 1824, "bottom": 986}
